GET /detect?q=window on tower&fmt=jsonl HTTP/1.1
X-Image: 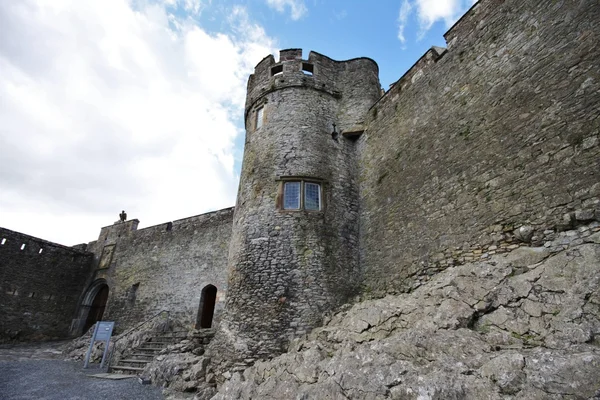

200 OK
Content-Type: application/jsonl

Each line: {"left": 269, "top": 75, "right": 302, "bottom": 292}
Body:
{"left": 279, "top": 179, "right": 322, "bottom": 211}
{"left": 304, "top": 182, "right": 321, "bottom": 210}
{"left": 256, "top": 107, "right": 264, "bottom": 129}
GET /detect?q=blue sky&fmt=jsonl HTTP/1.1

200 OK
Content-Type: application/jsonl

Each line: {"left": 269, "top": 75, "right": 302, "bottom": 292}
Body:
{"left": 0, "top": 0, "right": 477, "bottom": 245}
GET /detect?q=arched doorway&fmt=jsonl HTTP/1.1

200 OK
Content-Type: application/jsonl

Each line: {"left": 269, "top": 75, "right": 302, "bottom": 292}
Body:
{"left": 80, "top": 281, "right": 110, "bottom": 334}
{"left": 196, "top": 284, "right": 217, "bottom": 329}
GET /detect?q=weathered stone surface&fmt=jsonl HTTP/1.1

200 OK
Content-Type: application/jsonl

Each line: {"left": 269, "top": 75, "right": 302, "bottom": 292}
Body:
{"left": 142, "top": 348, "right": 216, "bottom": 399}
{"left": 93, "top": 208, "right": 233, "bottom": 333}
{"left": 0, "top": 228, "right": 93, "bottom": 342}
{"left": 214, "top": 241, "right": 600, "bottom": 399}
{"left": 358, "top": 0, "right": 600, "bottom": 296}
{"left": 513, "top": 226, "right": 534, "bottom": 243}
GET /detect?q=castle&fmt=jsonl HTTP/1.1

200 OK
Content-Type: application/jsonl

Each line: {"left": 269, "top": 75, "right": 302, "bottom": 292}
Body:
{"left": 1, "top": 0, "right": 598, "bottom": 369}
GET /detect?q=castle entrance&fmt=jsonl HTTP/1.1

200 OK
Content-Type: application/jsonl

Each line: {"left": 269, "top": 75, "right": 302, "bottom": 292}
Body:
{"left": 83, "top": 284, "right": 109, "bottom": 333}
{"left": 196, "top": 284, "right": 217, "bottom": 329}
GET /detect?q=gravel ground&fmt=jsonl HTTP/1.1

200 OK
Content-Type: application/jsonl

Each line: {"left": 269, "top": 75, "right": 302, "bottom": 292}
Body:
{"left": 0, "top": 360, "right": 164, "bottom": 400}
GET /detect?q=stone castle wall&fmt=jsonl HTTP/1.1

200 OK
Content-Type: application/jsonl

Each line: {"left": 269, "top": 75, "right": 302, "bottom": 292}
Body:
{"left": 0, "top": 228, "right": 93, "bottom": 342}
{"left": 358, "top": 0, "right": 600, "bottom": 295}
{"left": 96, "top": 208, "right": 234, "bottom": 333}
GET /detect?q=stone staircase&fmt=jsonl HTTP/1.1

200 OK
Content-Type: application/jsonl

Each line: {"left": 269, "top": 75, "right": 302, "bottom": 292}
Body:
{"left": 110, "top": 329, "right": 188, "bottom": 375}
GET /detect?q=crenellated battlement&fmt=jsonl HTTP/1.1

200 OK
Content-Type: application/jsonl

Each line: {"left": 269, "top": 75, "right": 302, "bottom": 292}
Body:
{"left": 245, "top": 49, "right": 380, "bottom": 134}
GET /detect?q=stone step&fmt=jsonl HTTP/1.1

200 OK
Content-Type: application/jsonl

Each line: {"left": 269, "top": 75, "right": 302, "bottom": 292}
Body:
{"left": 132, "top": 349, "right": 161, "bottom": 355}
{"left": 155, "top": 334, "right": 187, "bottom": 340}
{"left": 134, "top": 349, "right": 164, "bottom": 354}
{"left": 120, "top": 359, "right": 151, "bottom": 364}
{"left": 133, "top": 346, "right": 161, "bottom": 351}
{"left": 129, "top": 353, "right": 156, "bottom": 358}
{"left": 111, "top": 365, "right": 145, "bottom": 374}
{"left": 161, "top": 330, "right": 188, "bottom": 335}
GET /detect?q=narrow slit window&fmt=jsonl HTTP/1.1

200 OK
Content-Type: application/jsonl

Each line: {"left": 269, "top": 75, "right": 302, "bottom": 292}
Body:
{"left": 1, "top": 238, "right": 6, "bottom": 245}
{"left": 302, "top": 63, "right": 314, "bottom": 75}
{"left": 39, "top": 248, "right": 44, "bottom": 254}
{"left": 20, "top": 244, "right": 26, "bottom": 250}
{"left": 256, "top": 107, "right": 264, "bottom": 129}
{"left": 283, "top": 182, "right": 301, "bottom": 210}
{"left": 128, "top": 283, "right": 140, "bottom": 306}
{"left": 304, "top": 183, "right": 321, "bottom": 210}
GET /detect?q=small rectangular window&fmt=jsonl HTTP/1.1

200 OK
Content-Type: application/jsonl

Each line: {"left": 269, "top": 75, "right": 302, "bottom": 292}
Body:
{"left": 283, "top": 182, "right": 301, "bottom": 209}
{"left": 304, "top": 183, "right": 321, "bottom": 210}
{"left": 256, "top": 107, "right": 264, "bottom": 129}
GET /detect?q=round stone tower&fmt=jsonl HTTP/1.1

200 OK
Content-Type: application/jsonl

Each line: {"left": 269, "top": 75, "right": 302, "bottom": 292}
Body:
{"left": 213, "top": 49, "right": 381, "bottom": 362}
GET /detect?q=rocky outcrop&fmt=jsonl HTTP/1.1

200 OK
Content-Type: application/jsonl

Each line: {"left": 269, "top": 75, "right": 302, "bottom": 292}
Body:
{"left": 141, "top": 329, "right": 217, "bottom": 399}
{"left": 214, "top": 227, "right": 600, "bottom": 399}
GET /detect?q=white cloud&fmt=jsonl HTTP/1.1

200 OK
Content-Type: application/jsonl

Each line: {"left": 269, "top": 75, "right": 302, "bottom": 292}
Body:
{"left": 265, "top": 0, "right": 307, "bottom": 20}
{"left": 0, "top": 0, "right": 276, "bottom": 245}
{"left": 396, "top": 0, "right": 476, "bottom": 44}
{"left": 397, "top": 0, "right": 412, "bottom": 45}
{"left": 415, "top": 0, "right": 463, "bottom": 30}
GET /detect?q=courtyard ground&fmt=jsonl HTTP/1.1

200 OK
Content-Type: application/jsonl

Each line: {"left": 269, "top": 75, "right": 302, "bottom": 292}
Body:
{"left": 0, "top": 341, "right": 164, "bottom": 400}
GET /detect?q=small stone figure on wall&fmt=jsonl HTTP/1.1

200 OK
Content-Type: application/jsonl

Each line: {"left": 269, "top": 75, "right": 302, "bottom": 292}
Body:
{"left": 119, "top": 210, "right": 127, "bottom": 222}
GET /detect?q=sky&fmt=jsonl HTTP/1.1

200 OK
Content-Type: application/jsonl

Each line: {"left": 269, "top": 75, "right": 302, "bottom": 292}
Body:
{"left": 0, "top": 0, "right": 477, "bottom": 246}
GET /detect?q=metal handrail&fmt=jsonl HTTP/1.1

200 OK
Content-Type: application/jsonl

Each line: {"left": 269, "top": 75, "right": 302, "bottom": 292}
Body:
{"left": 106, "top": 309, "right": 170, "bottom": 371}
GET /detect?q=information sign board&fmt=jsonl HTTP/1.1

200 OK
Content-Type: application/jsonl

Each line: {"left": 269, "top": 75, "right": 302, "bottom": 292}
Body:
{"left": 83, "top": 321, "right": 115, "bottom": 369}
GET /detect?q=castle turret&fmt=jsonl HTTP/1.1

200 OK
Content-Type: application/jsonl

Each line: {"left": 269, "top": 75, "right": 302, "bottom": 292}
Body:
{"left": 211, "top": 49, "right": 381, "bottom": 362}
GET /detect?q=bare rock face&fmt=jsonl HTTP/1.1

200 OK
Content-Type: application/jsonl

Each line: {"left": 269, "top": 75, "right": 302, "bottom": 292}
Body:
{"left": 143, "top": 353, "right": 209, "bottom": 393}
{"left": 213, "top": 241, "right": 600, "bottom": 399}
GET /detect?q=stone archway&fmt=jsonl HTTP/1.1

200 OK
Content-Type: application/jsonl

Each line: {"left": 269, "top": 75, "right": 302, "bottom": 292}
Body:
{"left": 72, "top": 279, "right": 110, "bottom": 336}
{"left": 83, "top": 284, "right": 109, "bottom": 333}
{"left": 196, "top": 284, "right": 217, "bottom": 329}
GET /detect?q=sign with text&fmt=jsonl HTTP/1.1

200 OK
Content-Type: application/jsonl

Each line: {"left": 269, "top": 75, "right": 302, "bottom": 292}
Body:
{"left": 83, "top": 321, "right": 114, "bottom": 369}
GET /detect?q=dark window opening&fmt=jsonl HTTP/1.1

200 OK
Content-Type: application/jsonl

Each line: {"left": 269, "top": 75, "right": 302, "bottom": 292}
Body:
{"left": 271, "top": 64, "right": 283, "bottom": 76}
{"left": 196, "top": 284, "right": 217, "bottom": 329}
{"left": 166, "top": 222, "right": 173, "bottom": 231}
{"left": 127, "top": 283, "right": 139, "bottom": 306}
{"left": 302, "top": 63, "right": 314, "bottom": 75}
